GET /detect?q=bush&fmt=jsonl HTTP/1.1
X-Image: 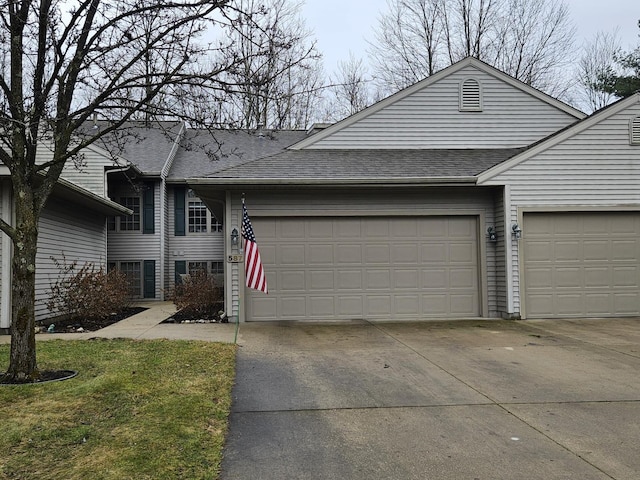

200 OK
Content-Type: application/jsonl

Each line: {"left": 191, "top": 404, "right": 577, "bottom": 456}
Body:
{"left": 172, "top": 270, "right": 222, "bottom": 319}
{"left": 47, "top": 258, "right": 131, "bottom": 320}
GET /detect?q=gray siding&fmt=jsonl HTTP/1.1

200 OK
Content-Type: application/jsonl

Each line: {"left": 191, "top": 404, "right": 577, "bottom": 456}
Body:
{"left": 230, "top": 188, "right": 501, "bottom": 321}
{"left": 107, "top": 181, "right": 162, "bottom": 299}
{"left": 55, "top": 144, "right": 119, "bottom": 198}
{"left": 167, "top": 185, "right": 224, "bottom": 291}
{"left": 305, "top": 65, "right": 578, "bottom": 149}
{"left": 36, "top": 198, "right": 107, "bottom": 322}
{"left": 484, "top": 102, "right": 640, "bottom": 316}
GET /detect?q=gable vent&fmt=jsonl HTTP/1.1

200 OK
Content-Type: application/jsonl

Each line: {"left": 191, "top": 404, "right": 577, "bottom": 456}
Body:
{"left": 460, "top": 78, "right": 482, "bottom": 112}
{"left": 631, "top": 117, "right": 640, "bottom": 145}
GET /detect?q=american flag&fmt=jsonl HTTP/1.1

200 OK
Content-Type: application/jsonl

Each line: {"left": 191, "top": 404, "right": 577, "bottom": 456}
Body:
{"left": 242, "top": 201, "right": 268, "bottom": 294}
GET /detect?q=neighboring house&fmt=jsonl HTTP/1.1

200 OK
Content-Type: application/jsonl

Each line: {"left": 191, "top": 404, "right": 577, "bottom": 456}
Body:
{"left": 3, "top": 57, "right": 639, "bottom": 328}
{"left": 0, "top": 165, "right": 131, "bottom": 330}
{"left": 187, "top": 57, "right": 640, "bottom": 322}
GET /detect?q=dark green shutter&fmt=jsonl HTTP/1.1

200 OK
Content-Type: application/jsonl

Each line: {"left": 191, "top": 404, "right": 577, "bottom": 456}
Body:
{"left": 174, "top": 187, "right": 185, "bottom": 236}
{"left": 175, "top": 261, "right": 186, "bottom": 285}
{"left": 143, "top": 260, "right": 156, "bottom": 298}
{"left": 143, "top": 183, "right": 155, "bottom": 234}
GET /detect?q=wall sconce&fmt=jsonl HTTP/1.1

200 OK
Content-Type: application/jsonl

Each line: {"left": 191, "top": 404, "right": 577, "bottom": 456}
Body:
{"left": 230, "top": 227, "right": 239, "bottom": 246}
{"left": 511, "top": 223, "right": 522, "bottom": 239}
{"left": 487, "top": 226, "right": 497, "bottom": 242}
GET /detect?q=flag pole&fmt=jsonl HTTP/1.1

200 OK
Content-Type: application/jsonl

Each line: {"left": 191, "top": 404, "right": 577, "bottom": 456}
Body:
{"left": 234, "top": 194, "right": 245, "bottom": 344}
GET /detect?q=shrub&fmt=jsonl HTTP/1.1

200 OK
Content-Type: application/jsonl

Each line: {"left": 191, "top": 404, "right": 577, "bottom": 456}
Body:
{"left": 172, "top": 270, "right": 222, "bottom": 318}
{"left": 47, "top": 258, "right": 131, "bottom": 320}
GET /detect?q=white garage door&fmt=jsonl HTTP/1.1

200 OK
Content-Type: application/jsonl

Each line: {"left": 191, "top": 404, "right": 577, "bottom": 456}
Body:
{"left": 523, "top": 212, "right": 640, "bottom": 318}
{"left": 246, "top": 216, "right": 480, "bottom": 321}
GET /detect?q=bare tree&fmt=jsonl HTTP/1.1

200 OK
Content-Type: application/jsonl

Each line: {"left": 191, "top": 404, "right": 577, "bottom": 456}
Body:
{"left": 575, "top": 30, "right": 622, "bottom": 112}
{"left": 369, "top": 0, "right": 575, "bottom": 97}
{"left": 326, "top": 52, "right": 375, "bottom": 121}
{"left": 0, "top": 0, "right": 251, "bottom": 383}
{"left": 214, "top": 0, "right": 323, "bottom": 129}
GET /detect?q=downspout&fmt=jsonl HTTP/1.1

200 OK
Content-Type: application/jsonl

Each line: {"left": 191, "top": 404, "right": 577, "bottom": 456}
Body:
{"left": 160, "top": 122, "right": 186, "bottom": 299}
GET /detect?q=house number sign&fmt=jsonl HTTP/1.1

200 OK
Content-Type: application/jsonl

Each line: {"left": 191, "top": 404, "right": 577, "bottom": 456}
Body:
{"left": 228, "top": 255, "right": 244, "bottom": 263}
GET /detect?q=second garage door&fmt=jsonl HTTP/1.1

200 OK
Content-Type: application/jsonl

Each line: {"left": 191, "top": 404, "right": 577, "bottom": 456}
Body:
{"left": 246, "top": 216, "right": 480, "bottom": 321}
{"left": 523, "top": 211, "right": 640, "bottom": 318}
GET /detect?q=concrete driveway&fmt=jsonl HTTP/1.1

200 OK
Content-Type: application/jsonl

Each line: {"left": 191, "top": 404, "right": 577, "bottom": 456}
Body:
{"left": 221, "top": 318, "right": 640, "bottom": 480}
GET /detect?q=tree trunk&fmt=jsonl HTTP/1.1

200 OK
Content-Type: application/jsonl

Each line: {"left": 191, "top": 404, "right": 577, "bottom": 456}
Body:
{"left": 5, "top": 191, "right": 40, "bottom": 383}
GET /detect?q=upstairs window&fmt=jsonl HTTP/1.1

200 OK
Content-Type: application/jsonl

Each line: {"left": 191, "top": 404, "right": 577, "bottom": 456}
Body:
{"left": 119, "top": 197, "right": 141, "bottom": 231}
{"left": 186, "top": 189, "right": 223, "bottom": 233}
{"left": 459, "top": 78, "right": 482, "bottom": 112}
{"left": 631, "top": 116, "right": 640, "bottom": 145}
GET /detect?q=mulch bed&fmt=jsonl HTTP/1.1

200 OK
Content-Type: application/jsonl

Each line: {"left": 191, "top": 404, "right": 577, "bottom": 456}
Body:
{"left": 37, "top": 307, "right": 148, "bottom": 333}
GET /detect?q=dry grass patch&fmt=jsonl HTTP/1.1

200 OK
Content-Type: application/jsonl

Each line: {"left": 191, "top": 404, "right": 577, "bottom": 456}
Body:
{"left": 0, "top": 339, "right": 236, "bottom": 480}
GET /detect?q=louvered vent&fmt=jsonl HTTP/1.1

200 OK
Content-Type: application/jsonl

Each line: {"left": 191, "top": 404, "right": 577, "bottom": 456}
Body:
{"left": 631, "top": 117, "right": 640, "bottom": 145}
{"left": 460, "top": 78, "right": 482, "bottom": 111}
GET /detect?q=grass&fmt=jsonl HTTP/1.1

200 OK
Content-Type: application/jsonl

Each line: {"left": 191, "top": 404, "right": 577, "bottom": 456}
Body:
{"left": 0, "top": 339, "right": 236, "bottom": 480}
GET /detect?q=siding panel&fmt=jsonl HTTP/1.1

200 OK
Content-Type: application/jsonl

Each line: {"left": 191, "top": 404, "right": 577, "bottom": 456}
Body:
{"left": 307, "top": 66, "right": 578, "bottom": 149}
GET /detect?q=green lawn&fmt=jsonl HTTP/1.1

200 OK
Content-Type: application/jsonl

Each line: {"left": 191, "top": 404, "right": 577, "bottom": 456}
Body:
{"left": 0, "top": 339, "right": 236, "bottom": 480}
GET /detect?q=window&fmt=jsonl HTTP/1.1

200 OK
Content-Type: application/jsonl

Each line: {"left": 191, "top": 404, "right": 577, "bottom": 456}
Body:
{"left": 631, "top": 116, "right": 640, "bottom": 145}
{"left": 185, "top": 189, "right": 223, "bottom": 233}
{"left": 459, "top": 78, "right": 482, "bottom": 112}
{"left": 119, "top": 261, "right": 141, "bottom": 297}
{"left": 211, "top": 261, "right": 224, "bottom": 275}
{"left": 188, "top": 261, "right": 209, "bottom": 276}
{"left": 120, "top": 197, "right": 141, "bottom": 231}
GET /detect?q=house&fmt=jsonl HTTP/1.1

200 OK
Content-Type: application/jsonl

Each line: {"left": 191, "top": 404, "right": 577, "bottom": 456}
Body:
{"left": 188, "top": 57, "right": 640, "bottom": 322}
{"left": 0, "top": 145, "right": 132, "bottom": 330}
{"left": 2, "top": 57, "right": 639, "bottom": 328}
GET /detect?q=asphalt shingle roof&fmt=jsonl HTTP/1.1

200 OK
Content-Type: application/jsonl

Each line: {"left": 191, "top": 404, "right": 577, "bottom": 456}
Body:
{"left": 205, "top": 148, "right": 526, "bottom": 181}
{"left": 168, "top": 129, "right": 308, "bottom": 180}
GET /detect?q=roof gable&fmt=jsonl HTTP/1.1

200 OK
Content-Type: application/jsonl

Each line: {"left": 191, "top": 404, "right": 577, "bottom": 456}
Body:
{"left": 291, "top": 57, "right": 585, "bottom": 150}
{"left": 477, "top": 93, "right": 640, "bottom": 184}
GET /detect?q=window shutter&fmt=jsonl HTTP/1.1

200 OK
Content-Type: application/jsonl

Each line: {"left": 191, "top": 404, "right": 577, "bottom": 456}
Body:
{"left": 631, "top": 117, "right": 640, "bottom": 145}
{"left": 174, "top": 187, "right": 185, "bottom": 236}
{"left": 460, "top": 78, "right": 482, "bottom": 111}
{"left": 143, "top": 260, "right": 156, "bottom": 298}
{"left": 143, "top": 183, "right": 155, "bottom": 234}
{"left": 175, "top": 260, "right": 186, "bottom": 285}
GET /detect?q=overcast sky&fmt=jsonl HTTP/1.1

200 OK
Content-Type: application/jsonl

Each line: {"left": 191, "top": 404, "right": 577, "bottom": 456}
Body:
{"left": 302, "top": 0, "right": 640, "bottom": 74}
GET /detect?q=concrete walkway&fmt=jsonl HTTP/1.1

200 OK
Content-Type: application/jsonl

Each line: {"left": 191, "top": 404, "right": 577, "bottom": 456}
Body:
{"left": 0, "top": 301, "right": 239, "bottom": 344}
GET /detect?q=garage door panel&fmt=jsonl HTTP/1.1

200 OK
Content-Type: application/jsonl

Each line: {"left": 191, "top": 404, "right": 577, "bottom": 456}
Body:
{"left": 365, "top": 244, "right": 391, "bottom": 264}
{"left": 309, "top": 270, "right": 334, "bottom": 290}
{"left": 336, "top": 244, "right": 362, "bottom": 263}
{"left": 422, "top": 269, "right": 448, "bottom": 288}
{"left": 337, "top": 270, "right": 362, "bottom": 289}
{"left": 583, "top": 240, "right": 609, "bottom": 261}
{"left": 281, "top": 297, "right": 306, "bottom": 317}
{"left": 392, "top": 244, "right": 419, "bottom": 263}
{"left": 366, "top": 296, "right": 392, "bottom": 315}
{"left": 280, "top": 270, "right": 306, "bottom": 291}
{"left": 584, "top": 266, "right": 610, "bottom": 288}
{"left": 280, "top": 245, "right": 305, "bottom": 264}
{"left": 395, "top": 269, "right": 419, "bottom": 288}
{"left": 309, "top": 244, "right": 334, "bottom": 264}
{"left": 449, "top": 243, "right": 475, "bottom": 263}
{"left": 366, "top": 269, "right": 391, "bottom": 289}
{"left": 524, "top": 212, "right": 640, "bottom": 318}
{"left": 613, "top": 266, "right": 637, "bottom": 287}
{"left": 248, "top": 216, "right": 480, "bottom": 321}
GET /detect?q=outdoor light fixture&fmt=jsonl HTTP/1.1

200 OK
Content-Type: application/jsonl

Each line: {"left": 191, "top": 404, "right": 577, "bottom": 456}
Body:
{"left": 512, "top": 223, "right": 522, "bottom": 239}
{"left": 230, "top": 227, "right": 239, "bottom": 246}
{"left": 487, "top": 226, "right": 497, "bottom": 242}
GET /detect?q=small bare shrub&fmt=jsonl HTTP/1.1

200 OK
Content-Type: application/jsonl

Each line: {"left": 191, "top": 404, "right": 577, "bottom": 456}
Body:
{"left": 172, "top": 270, "right": 222, "bottom": 318}
{"left": 47, "top": 257, "right": 131, "bottom": 320}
